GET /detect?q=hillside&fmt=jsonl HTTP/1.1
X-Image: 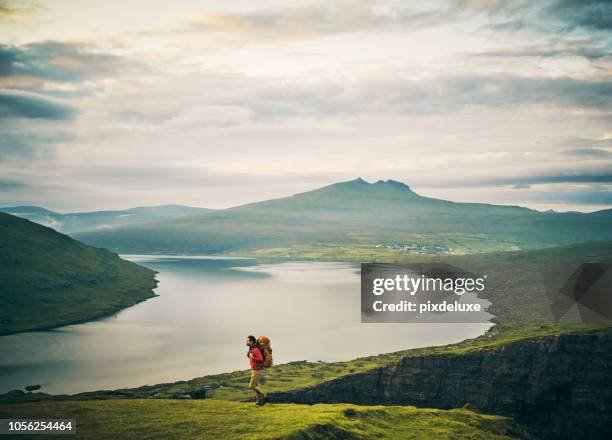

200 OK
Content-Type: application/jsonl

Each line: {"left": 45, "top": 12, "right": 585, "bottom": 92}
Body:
{"left": 0, "top": 400, "right": 531, "bottom": 440}
{"left": 268, "top": 325, "right": 612, "bottom": 440}
{"left": 0, "top": 212, "right": 158, "bottom": 335}
{"left": 592, "top": 208, "right": 612, "bottom": 216}
{"left": 0, "top": 204, "right": 211, "bottom": 234}
{"left": 75, "top": 178, "right": 612, "bottom": 255}
{"left": 3, "top": 325, "right": 604, "bottom": 439}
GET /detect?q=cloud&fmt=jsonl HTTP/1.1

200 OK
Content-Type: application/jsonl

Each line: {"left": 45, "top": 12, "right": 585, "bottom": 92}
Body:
{"left": 92, "top": 71, "right": 612, "bottom": 136}
{"left": 479, "top": 171, "right": 612, "bottom": 187}
{"left": 182, "top": 0, "right": 387, "bottom": 39}
{"left": 0, "top": 0, "right": 31, "bottom": 21}
{"left": 524, "top": 173, "right": 612, "bottom": 184}
{"left": 454, "top": 0, "right": 612, "bottom": 29}
{"left": 551, "top": 0, "right": 612, "bottom": 31}
{"left": 200, "top": 73, "right": 612, "bottom": 117}
{"left": 473, "top": 43, "right": 611, "bottom": 62}
{"left": 0, "top": 121, "right": 75, "bottom": 158}
{"left": 560, "top": 147, "right": 611, "bottom": 157}
{"left": 0, "top": 89, "right": 76, "bottom": 119}
{"left": 177, "top": 0, "right": 612, "bottom": 43}
{"left": 0, "top": 177, "right": 25, "bottom": 190}
{"left": 520, "top": 185, "right": 612, "bottom": 206}
{"left": 0, "top": 41, "right": 134, "bottom": 89}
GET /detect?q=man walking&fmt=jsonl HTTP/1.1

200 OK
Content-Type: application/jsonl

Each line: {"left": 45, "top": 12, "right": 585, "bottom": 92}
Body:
{"left": 246, "top": 335, "right": 267, "bottom": 406}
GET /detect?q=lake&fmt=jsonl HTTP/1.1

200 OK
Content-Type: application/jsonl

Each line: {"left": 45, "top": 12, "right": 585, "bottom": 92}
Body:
{"left": 0, "top": 256, "right": 492, "bottom": 395}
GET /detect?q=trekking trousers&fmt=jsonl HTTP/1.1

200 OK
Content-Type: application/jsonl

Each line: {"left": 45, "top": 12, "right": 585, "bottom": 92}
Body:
{"left": 249, "top": 369, "right": 265, "bottom": 396}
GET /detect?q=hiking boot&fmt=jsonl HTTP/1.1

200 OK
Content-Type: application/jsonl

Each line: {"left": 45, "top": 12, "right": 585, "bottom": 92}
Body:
{"left": 260, "top": 395, "right": 268, "bottom": 406}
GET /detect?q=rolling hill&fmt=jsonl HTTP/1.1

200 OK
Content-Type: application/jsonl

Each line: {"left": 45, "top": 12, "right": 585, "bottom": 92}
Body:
{"left": 0, "top": 212, "right": 158, "bottom": 335}
{"left": 75, "top": 178, "right": 612, "bottom": 255}
{"left": 0, "top": 204, "right": 211, "bottom": 234}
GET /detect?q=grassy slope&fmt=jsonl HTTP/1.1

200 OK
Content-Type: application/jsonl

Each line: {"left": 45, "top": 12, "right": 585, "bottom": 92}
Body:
{"left": 0, "top": 400, "right": 531, "bottom": 440}
{"left": 0, "top": 212, "right": 158, "bottom": 335}
{"left": 75, "top": 179, "right": 612, "bottom": 254}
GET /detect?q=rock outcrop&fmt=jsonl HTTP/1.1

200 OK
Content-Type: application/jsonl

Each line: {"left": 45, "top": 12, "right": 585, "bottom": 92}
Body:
{"left": 269, "top": 329, "right": 612, "bottom": 439}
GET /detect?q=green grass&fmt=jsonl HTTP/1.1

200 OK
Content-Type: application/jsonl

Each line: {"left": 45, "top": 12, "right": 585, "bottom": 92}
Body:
{"left": 0, "top": 400, "right": 531, "bottom": 439}
{"left": 0, "top": 212, "right": 158, "bottom": 335}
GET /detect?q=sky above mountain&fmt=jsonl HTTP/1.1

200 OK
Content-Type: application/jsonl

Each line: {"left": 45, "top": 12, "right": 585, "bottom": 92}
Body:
{"left": 0, "top": 0, "right": 610, "bottom": 212}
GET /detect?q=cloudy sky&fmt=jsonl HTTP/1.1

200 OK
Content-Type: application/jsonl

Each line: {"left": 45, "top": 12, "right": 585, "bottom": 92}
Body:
{"left": 0, "top": 0, "right": 611, "bottom": 212}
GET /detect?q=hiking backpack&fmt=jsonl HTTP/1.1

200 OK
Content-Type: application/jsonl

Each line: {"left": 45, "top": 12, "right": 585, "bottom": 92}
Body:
{"left": 257, "top": 336, "right": 273, "bottom": 368}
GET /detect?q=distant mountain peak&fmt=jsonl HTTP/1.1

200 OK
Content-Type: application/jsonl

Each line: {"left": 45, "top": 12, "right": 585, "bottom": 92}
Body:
{"left": 346, "top": 178, "right": 414, "bottom": 192}
{"left": 374, "top": 179, "right": 412, "bottom": 191}
{"left": 315, "top": 178, "right": 418, "bottom": 199}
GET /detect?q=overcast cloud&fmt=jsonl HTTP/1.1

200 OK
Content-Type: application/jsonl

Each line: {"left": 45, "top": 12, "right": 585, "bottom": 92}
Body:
{"left": 0, "top": 0, "right": 610, "bottom": 212}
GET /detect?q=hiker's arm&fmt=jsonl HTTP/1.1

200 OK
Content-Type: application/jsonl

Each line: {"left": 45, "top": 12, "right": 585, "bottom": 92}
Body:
{"left": 252, "top": 348, "right": 263, "bottom": 362}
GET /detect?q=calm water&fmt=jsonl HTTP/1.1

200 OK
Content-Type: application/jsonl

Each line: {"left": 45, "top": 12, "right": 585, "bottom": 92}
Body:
{"left": 0, "top": 256, "right": 491, "bottom": 394}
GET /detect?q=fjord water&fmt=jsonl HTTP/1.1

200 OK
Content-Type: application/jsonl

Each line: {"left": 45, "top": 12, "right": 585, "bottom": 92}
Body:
{"left": 0, "top": 256, "right": 491, "bottom": 395}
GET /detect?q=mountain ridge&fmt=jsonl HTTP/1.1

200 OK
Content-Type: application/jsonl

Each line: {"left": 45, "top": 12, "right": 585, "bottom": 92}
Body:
{"left": 74, "top": 178, "right": 612, "bottom": 255}
{"left": 0, "top": 204, "right": 212, "bottom": 234}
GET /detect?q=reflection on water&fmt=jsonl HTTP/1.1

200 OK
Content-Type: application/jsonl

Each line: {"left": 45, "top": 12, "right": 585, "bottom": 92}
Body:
{"left": 0, "top": 256, "right": 491, "bottom": 394}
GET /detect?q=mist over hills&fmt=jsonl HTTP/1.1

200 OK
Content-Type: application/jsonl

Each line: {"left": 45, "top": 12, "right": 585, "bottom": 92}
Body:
{"left": 74, "top": 178, "right": 612, "bottom": 255}
{"left": 0, "top": 204, "right": 211, "bottom": 234}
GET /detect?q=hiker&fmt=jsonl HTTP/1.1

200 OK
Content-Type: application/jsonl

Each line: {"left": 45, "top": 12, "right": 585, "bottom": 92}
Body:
{"left": 246, "top": 335, "right": 267, "bottom": 406}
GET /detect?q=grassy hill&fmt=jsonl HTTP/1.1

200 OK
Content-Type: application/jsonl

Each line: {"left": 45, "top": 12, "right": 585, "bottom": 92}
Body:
{"left": 75, "top": 178, "right": 612, "bottom": 255}
{"left": 0, "top": 400, "right": 531, "bottom": 440}
{"left": 0, "top": 212, "right": 158, "bottom": 335}
{"left": 0, "top": 204, "right": 212, "bottom": 234}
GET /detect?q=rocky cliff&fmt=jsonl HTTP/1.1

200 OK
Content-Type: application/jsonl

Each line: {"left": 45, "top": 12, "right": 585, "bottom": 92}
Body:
{"left": 269, "top": 328, "right": 612, "bottom": 439}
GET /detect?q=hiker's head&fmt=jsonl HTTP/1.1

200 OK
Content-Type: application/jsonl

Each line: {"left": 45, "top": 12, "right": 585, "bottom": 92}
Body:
{"left": 246, "top": 335, "right": 256, "bottom": 347}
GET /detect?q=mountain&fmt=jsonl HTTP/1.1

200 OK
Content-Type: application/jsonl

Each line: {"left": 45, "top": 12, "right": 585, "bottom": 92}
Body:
{"left": 0, "top": 212, "right": 157, "bottom": 335}
{"left": 74, "top": 178, "right": 612, "bottom": 255}
{"left": 592, "top": 208, "right": 612, "bottom": 216}
{"left": 0, "top": 204, "right": 212, "bottom": 234}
